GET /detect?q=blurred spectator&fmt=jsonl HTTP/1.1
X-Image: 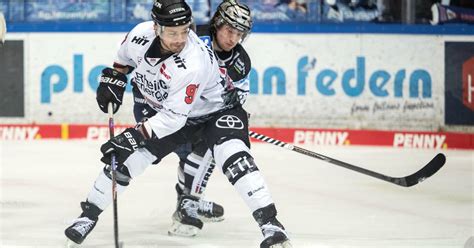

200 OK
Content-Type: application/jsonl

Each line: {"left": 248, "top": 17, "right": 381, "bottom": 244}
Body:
{"left": 416, "top": 0, "right": 439, "bottom": 23}
{"left": 275, "top": 0, "right": 308, "bottom": 14}
{"left": 450, "top": 0, "right": 474, "bottom": 9}
{"left": 323, "top": 0, "right": 380, "bottom": 22}
{"left": 377, "top": 0, "right": 398, "bottom": 22}
{"left": 379, "top": 0, "right": 436, "bottom": 23}
{"left": 25, "top": 0, "right": 110, "bottom": 22}
{"left": 379, "top": 0, "right": 474, "bottom": 24}
{"left": 245, "top": 0, "right": 312, "bottom": 22}
{"left": 0, "top": 4, "right": 7, "bottom": 21}
{"left": 127, "top": 0, "right": 210, "bottom": 24}
{"left": 3, "top": 0, "right": 473, "bottom": 26}
{"left": 431, "top": 1, "right": 474, "bottom": 25}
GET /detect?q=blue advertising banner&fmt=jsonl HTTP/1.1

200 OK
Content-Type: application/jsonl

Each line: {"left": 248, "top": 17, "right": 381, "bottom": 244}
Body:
{"left": 25, "top": 0, "right": 110, "bottom": 21}
{"left": 445, "top": 42, "right": 474, "bottom": 125}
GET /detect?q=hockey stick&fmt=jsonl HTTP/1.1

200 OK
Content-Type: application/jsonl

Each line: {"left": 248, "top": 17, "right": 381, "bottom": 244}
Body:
{"left": 248, "top": 131, "right": 446, "bottom": 187}
{"left": 108, "top": 104, "right": 123, "bottom": 248}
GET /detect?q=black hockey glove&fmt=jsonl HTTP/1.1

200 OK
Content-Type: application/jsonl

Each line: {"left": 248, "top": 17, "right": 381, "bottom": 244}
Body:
{"left": 100, "top": 128, "right": 145, "bottom": 165}
{"left": 96, "top": 67, "right": 127, "bottom": 114}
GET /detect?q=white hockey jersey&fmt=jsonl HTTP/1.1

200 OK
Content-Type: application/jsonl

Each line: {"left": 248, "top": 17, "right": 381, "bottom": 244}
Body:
{"left": 115, "top": 21, "right": 227, "bottom": 138}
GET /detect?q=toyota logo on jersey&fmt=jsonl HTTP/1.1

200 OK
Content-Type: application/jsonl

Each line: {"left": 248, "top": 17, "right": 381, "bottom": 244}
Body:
{"left": 216, "top": 115, "right": 244, "bottom": 129}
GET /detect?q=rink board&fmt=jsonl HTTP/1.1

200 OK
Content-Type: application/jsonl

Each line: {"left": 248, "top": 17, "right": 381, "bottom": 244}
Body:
{"left": 1, "top": 33, "right": 474, "bottom": 133}
{"left": 0, "top": 124, "right": 472, "bottom": 149}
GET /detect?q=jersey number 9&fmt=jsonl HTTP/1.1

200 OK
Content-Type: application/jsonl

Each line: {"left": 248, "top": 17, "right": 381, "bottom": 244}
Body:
{"left": 185, "top": 84, "right": 199, "bottom": 104}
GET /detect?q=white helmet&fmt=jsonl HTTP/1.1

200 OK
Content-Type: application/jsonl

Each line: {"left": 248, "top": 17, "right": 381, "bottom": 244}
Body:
{"left": 211, "top": 0, "right": 253, "bottom": 40}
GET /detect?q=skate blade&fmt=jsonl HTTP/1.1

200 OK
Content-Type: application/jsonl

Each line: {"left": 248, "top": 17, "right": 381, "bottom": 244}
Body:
{"left": 65, "top": 239, "right": 81, "bottom": 248}
{"left": 270, "top": 240, "right": 293, "bottom": 248}
{"left": 167, "top": 220, "right": 200, "bottom": 237}
{"left": 199, "top": 215, "right": 225, "bottom": 223}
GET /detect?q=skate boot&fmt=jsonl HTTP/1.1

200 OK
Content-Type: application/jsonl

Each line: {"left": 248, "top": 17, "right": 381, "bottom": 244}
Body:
{"left": 253, "top": 204, "right": 292, "bottom": 248}
{"left": 259, "top": 218, "right": 292, "bottom": 248}
{"left": 65, "top": 201, "right": 102, "bottom": 245}
{"left": 174, "top": 184, "right": 224, "bottom": 222}
{"left": 197, "top": 198, "right": 224, "bottom": 222}
{"left": 168, "top": 194, "right": 203, "bottom": 237}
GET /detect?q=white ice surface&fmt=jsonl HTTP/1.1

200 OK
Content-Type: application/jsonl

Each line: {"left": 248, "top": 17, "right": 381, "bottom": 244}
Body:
{"left": 0, "top": 140, "right": 472, "bottom": 248}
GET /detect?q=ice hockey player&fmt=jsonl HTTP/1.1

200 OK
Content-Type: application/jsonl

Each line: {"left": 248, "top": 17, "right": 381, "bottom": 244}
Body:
{"left": 64, "top": 0, "right": 292, "bottom": 247}
{"left": 166, "top": 0, "right": 255, "bottom": 236}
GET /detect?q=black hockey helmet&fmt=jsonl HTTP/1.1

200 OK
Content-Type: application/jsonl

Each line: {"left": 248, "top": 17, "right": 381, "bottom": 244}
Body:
{"left": 211, "top": 0, "right": 253, "bottom": 40}
{"left": 151, "top": 0, "right": 192, "bottom": 26}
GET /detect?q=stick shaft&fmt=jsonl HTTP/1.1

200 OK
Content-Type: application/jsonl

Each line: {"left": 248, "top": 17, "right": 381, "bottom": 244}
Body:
{"left": 108, "top": 104, "right": 120, "bottom": 248}
{"left": 248, "top": 130, "right": 445, "bottom": 187}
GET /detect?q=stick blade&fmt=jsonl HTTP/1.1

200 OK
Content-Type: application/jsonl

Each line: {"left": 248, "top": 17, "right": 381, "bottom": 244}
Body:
{"left": 396, "top": 153, "right": 446, "bottom": 187}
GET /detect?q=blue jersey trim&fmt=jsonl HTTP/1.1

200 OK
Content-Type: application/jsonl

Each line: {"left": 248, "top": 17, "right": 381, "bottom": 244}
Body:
{"left": 6, "top": 22, "right": 474, "bottom": 35}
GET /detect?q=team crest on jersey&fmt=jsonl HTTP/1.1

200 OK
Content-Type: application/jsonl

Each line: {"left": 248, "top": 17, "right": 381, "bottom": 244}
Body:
{"left": 134, "top": 72, "right": 169, "bottom": 102}
{"left": 148, "top": 58, "right": 158, "bottom": 64}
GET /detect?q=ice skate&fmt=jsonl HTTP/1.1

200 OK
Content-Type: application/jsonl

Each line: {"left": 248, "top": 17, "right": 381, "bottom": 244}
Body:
{"left": 65, "top": 216, "right": 97, "bottom": 245}
{"left": 168, "top": 195, "right": 203, "bottom": 237}
{"left": 64, "top": 201, "right": 101, "bottom": 245}
{"left": 197, "top": 198, "right": 224, "bottom": 222}
{"left": 259, "top": 218, "right": 292, "bottom": 248}
{"left": 174, "top": 184, "right": 224, "bottom": 223}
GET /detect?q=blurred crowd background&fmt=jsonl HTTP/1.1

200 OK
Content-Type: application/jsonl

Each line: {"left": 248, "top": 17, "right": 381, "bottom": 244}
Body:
{"left": 0, "top": 0, "right": 473, "bottom": 27}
